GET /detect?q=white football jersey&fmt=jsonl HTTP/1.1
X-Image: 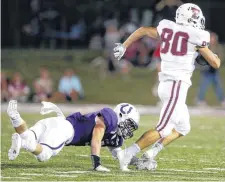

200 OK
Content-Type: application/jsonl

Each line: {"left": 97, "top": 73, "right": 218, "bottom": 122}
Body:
{"left": 157, "top": 19, "right": 210, "bottom": 85}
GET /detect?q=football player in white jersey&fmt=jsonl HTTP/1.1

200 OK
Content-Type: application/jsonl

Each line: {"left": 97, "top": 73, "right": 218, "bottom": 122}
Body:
{"left": 113, "top": 3, "right": 221, "bottom": 171}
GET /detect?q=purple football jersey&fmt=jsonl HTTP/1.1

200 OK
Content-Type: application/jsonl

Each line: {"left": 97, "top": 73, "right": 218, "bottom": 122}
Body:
{"left": 65, "top": 108, "right": 123, "bottom": 147}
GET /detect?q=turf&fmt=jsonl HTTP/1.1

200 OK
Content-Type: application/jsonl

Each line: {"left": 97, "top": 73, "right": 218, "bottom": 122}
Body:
{"left": 1, "top": 113, "right": 225, "bottom": 181}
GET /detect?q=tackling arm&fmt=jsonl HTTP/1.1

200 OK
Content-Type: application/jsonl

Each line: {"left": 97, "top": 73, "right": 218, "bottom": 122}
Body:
{"left": 197, "top": 47, "right": 221, "bottom": 69}
{"left": 123, "top": 27, "right": 159, "bottom": 48}
{"left": 91, "top": 115, "right": 110, "bottom": 171}
{"left": 91, "top": 115, "right": 105, "bottom": 156}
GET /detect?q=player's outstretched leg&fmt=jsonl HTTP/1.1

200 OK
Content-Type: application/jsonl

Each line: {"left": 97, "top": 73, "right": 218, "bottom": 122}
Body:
{"left": 7, "top": 100, "right": 42, "bottom": 160}
{"left": 7, "top": 100, "right": 27, "bottom": 160}
{"left": 8, "top": 133, "right": 22, "bottom": 160}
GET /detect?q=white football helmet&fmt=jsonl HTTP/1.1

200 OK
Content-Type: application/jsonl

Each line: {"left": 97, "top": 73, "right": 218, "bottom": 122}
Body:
{"left": 175, "top": 3, "right": 205, "bottom": 30}
{"left": 114, "top": 103, "right": 140, "bottom": 139}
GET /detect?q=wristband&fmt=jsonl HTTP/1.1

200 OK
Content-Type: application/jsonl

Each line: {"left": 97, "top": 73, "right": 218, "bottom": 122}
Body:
{"left": 91, "top": 155, "right": 101, "bottom": 169}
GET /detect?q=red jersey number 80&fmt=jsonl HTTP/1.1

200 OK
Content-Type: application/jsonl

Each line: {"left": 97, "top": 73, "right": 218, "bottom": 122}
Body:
{"left": 160, "top": 28, "right": 189, "bottom": 56}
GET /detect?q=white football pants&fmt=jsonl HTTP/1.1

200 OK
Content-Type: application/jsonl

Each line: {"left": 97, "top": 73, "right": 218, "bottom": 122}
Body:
{"left": 155, "top": 80, "right": 191, "bottom": 138}
{"left": 29, "top": 117, "right": 74, "bottom": 156}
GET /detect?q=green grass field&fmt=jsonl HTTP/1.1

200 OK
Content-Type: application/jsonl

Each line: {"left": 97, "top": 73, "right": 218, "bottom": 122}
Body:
{"left": 1, "top": 113, "right": 225, "bottom": 181}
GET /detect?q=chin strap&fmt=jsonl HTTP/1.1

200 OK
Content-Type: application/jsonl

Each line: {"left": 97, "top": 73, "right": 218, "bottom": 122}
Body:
{"left": 40, "top": 101, "right": 65, "bottom": 118}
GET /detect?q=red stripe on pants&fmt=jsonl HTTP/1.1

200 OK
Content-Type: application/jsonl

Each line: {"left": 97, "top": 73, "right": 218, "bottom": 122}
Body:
{"left": 158, "top": 80, "right": 182, "bottom": 132}
{"left": 156, "top": 81, "right": 176, "bottom": 130}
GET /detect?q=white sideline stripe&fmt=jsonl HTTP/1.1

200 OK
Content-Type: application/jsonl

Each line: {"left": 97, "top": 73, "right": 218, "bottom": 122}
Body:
{"left": 1, "top": 176, "right": 31, "bottom": 180}
{"left": 171, "top": 145, "right": 206, "bottom": 149}
{"left": 150, "top": 175, "right": 222, "bottom": 181}
{"left": 92, "top": 173, "right": 114, "bottom": 176}
{"left": 20, "top": 173, "right": 78, "bottom": 178}
{"left": 50, "top": 174, "right": 78, "bottom": 178}
{"left": 199, "top": 159, "right": 213, "bottom": 163}
{"left": 77, "top": 154, "right": 89, "bottom": 157}
{"left": 204, "top": 168, "right": 225, "bottom": 171}
{"left": 55, "top": 171, "right": 89, "bottom": 174}
{"left": 170, "top": 145, "right": 221, "bottom": 150}
{"left": 159, "top": 168, "right": 218, "bottom": 174}
{"left": 76, "top": 154, "right": 111, "bottom": 158}
{"left": 20, "top": 173, "right": 43, "bottom": 176}
{"left": 159, "top": 157, "right": 186, "bottom": 162}
{"left": 159, "top": 157, "right": 218, "bottom": 163}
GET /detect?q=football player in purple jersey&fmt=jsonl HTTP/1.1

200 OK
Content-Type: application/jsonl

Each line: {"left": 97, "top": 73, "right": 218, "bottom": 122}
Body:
{"left": 7, "top": 100, "right": 140, "bottom": 172}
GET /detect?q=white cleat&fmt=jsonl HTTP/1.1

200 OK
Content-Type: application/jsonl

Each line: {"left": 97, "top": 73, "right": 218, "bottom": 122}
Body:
{"left": 120, "top": 166, "right": 130, "bottom": 172}
{"left": 8, "top": 133, "right": 22, "bottom": 160}
{"left": 7, "top": 100, "right": 23, "bottom": 127}
{"left": 141, "top": 152, "right": 153, "bottom": 161}
{"left": 117, "top": 150, "right": 133, "bottom": 172}
{"left": 137, "top": 159, "right": 157, "bottom": 171}
{"left": 7, "top": 100, "right": 20, "bottom": 120}
{"left": 137, "top": 153, "right": 157, "bottom": 171}
{"left": 95, "top": 165, "right": 111, "bottom": 172}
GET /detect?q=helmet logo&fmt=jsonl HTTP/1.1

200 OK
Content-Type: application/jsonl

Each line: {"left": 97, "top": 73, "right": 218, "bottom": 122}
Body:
{"left": 191, "top": 7, "right": 200, "bottom": 19}
{"left": 120, "top": 104, "right": 133, "bottom": 114}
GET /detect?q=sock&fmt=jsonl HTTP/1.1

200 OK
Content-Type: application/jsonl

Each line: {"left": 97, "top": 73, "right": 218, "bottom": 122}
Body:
{"left": 126, "top": 143, "right": 141, "bottom": 156}
{"left": 145, "top": 142, "right": 164, "bottom": 159}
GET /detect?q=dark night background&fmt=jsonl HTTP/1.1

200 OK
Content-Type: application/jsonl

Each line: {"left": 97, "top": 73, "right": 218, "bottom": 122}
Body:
{"left": 1, "top": 0, "right": 225, "bottom": 48}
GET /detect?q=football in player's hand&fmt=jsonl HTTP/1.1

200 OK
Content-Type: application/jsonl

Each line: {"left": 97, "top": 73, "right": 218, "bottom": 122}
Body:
{"left": 195, "top": 54, "right": 209, "bottom": 66}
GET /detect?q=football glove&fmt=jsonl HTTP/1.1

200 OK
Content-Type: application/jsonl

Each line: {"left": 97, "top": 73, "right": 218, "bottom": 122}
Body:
{"left": 113, "top": 43, "right": 126, "bottom": 61}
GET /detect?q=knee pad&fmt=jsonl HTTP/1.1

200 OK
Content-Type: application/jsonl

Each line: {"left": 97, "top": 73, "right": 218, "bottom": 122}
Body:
{"left": 36, "top": 145, "right": 53, "bottom": 162}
